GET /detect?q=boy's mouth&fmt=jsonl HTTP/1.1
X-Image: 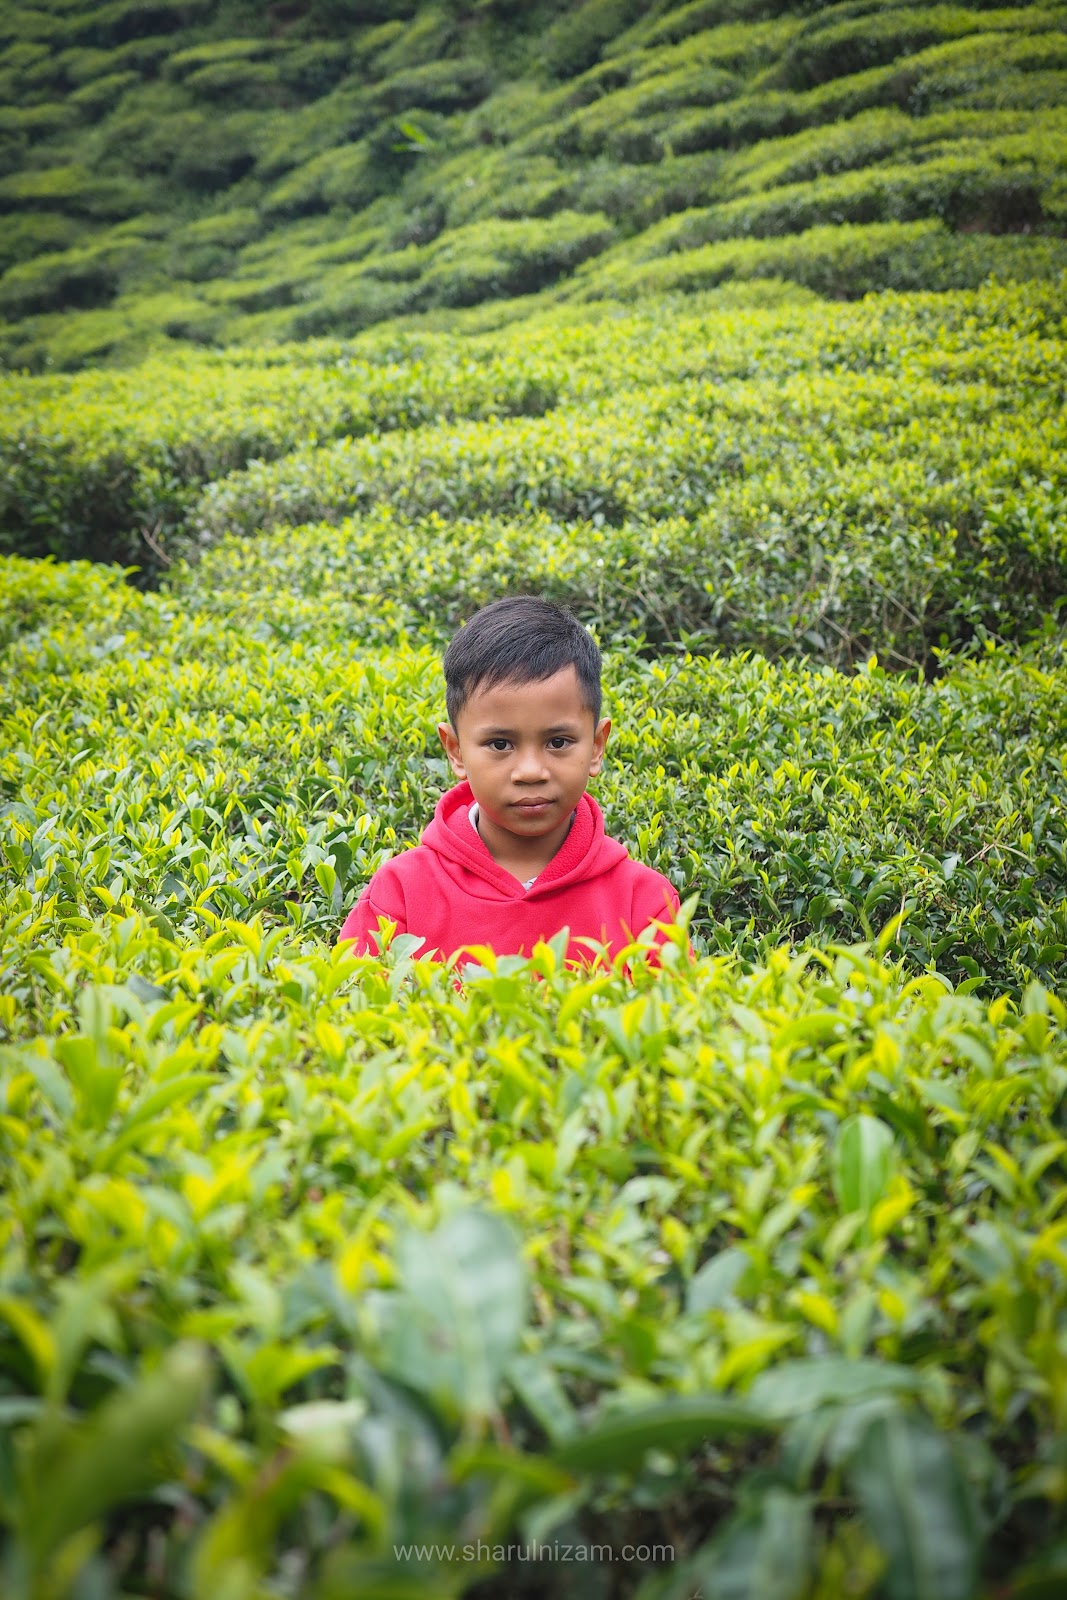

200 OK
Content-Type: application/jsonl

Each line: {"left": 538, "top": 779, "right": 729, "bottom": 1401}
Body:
{"left": 513, "top": 798, "right": 554, "bottom": 812}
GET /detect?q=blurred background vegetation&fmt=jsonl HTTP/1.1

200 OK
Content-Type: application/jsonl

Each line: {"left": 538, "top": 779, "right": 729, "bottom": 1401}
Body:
{"left": 0, "top": 0, "right": 1065, "bottom": 370}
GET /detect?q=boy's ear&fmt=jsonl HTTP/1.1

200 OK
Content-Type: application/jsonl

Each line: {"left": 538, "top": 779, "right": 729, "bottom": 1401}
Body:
{"left": 438, "top": 721, "right": 466, "bottom": 777}
{"left": 587, "top": 716, "right": 611, "bottom": 777}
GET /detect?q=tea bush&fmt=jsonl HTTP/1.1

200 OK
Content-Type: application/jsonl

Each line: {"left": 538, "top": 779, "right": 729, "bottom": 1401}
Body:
{"left": 771, "top": 4, "right": 1041, "bottom": 91}
{"left": 0, "top": 212, "right": 87, "bottom": 275}
{"left": 573, "top": 219, "right": 1067, "bottom": 300}
{"left": 718, "top": 105, "right": 1059, "bottom": 196}
{"left": 281, "top": 212, "right": 618, "bottom": 319}
{"left": 0, "top": 164, "right": 148, "bottom": 222}
{"left": 7, "top": 275, "right": 1065, "bottom": 620}
{"left": 0, "top": 233, "right": 159, "bottom": 319}
{"left": 188, "top": 276, "right": 1067, "bottom": 670}
{"left": 645, "top": 147, "right": 1057, "bottom": 248}
{"left": 0, "top": 415, "right": 1064, "bottom": 1586}
{"left": 0, "top": 337, "right": 566, "bottom": 564}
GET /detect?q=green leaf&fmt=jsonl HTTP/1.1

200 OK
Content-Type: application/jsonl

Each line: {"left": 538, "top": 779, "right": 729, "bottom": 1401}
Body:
{"left": 54, "top": 1033, "right": 123, "bottom": 1128}
{"left": 555, "top": 1395, "right": 764, "bottom": 1472}
{"left": 379, "top": 1209, "right": 527, "bottom": 1426}
{"left": 229, "top": 1340, "right": 337, "bottom": 1409}
{"left": 125, "top": 972, "right": 169, "bottom": 1004}
{"left": 279, "top": 1398, "right": 367, "bottom": 1464}
{"left": 687, "top": 1246, "right": 750, "bottom": 1313}
{"left": 50, "top": 1269, "right": 130, "bottom": 1407}
{"left": 25, "top": 1055, "right": 74, "bottom": 1123}
{"left": 1009, "top": 1539, "right": 1067, "bottom": 1599}
{"left": 748, "top": 1358, "right": 922, "bottom": 1422}
{"left": 21, "top": 1341, "right": 211, "bottom": 1576}
{"left": 832, "top": 1114, "right": 896, "bottom": 1224}
{"left": 0, "top": 1295, "right": 56, "bottom": 1390}
{"left": 688, "top": 1488, "right": 814, "bottom": 1600}
{"left": 848, "top": 1408, "right": 982, "bottom": 1600}
{"left": 505, "top": 1352, "right": 578, "bottom": 1444}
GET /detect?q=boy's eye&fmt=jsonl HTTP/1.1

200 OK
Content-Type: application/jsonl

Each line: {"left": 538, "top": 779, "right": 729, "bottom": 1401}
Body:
{"left": 486, "top": 738, "right": 572, "bottom": 751}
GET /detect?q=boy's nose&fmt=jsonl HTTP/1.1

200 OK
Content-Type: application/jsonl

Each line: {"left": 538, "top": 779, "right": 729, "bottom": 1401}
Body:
{"left": 514, "top": 749, "right": 550, "bottom": 780}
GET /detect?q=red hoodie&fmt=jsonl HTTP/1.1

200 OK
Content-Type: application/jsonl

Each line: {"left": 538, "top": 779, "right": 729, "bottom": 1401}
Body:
{"left": 338, "top": 779, "right": 686, "bottom": 967}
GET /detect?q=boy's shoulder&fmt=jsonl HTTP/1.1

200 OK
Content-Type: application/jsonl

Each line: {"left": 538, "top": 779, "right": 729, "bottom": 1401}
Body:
{"left": 622, "top": 856, "right": 681, "bottom": 901}
{"left": 597, "top": 824, "right": 680, "bottom": 906}
{"left": 369, "top": 841, "right": 431, "bottom": 881}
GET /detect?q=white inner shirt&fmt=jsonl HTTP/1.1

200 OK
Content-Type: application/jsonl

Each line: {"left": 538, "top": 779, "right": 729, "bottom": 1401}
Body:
{"left": 469, "top": 801, "right": 574, "bottom": 890}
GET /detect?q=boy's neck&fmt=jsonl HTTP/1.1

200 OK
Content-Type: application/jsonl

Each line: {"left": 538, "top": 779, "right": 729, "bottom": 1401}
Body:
{"left": 471, "top": 799, "right": 577, "bottom": 881}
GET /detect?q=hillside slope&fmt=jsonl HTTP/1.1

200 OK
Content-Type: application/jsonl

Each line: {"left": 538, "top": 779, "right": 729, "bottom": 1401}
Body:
{"left": 1, "top": 0, "right": 1066, "bottom": 368}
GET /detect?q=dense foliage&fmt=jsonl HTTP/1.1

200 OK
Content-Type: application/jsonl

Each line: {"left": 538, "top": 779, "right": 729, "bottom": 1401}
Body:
{"left": 0, "top": 0, "right": 1065, "bottom": 368}
{"left": 2, "top": 3, "right": 1067, "bottom": 1599}
{"left": 3, "top": 908, "right": 1066, "bottom": 1600}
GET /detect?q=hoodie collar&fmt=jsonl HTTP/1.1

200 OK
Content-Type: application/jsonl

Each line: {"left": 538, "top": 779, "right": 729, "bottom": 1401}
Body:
{"left": 469, "top": 800, "right": 575, "bottom": 887}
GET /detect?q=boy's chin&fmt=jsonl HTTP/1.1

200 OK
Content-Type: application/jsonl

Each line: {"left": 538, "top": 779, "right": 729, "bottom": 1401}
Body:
{"left": 491, "top": 801, "right": 563, "bottom": 833}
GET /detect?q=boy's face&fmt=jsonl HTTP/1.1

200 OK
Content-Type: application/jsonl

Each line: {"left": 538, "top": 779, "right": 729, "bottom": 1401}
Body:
{"left": 438, "top": 665, "right": 611, "bottom": 850}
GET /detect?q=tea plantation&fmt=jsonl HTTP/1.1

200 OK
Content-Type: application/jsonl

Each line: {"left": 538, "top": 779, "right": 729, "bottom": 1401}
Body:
{"left": 3, "top": 2, "right": 1067, "bottom": 1599}
{"left": 2, "top": 0, "right": 1067, "bottom": 369}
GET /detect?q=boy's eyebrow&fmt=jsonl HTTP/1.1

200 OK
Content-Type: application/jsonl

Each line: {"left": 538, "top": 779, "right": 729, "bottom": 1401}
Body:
{"left": 477, "top": 722, "right": 583, "bottom": 736}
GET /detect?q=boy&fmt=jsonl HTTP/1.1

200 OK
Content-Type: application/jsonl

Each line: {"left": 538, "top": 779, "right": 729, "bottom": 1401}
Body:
{"left": 338, "top": 595, "right": 688, "bottom": 968}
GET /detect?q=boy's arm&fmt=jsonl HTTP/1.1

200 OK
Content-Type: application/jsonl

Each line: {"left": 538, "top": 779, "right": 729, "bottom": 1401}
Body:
{"left": 337, "top": 873, "right": 407, "bottom": 955}
{"left": 632, "top": 877, "right": 696, "bottom": 966}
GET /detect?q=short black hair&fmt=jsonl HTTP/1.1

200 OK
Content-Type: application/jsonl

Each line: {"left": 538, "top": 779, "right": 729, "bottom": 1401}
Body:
{"left": 444, "top": 595, "right": 602, "bottom": 731}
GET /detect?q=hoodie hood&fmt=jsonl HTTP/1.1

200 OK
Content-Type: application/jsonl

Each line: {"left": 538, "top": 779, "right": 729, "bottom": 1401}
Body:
{"left": 420, "top": 780, "right": 629, "bottom": 901}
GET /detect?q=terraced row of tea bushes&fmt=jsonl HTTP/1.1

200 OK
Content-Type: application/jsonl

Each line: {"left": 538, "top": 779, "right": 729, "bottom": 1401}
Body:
{"left": 181, "top": 465, "right": 1067, "bottom": 671}
{"left": 542, "top": 35, "right": 1067, "bottom": 164}
{"left": 565, "top": 218, "right": 1067, "bottom": 304}
{"left": 453, "top": 32, "right": 1067, "bottom": 222}
{"left": 715, "top": 104, "right": 1067, "bottom": 198}
{"left": 255, "top": 211, "right": 616, "bottom": 338}
{"left": 1, "top": 0, "right": 1064, "bottom": 365}
{"left": 0, "top": 337, "right": 563, "bottom": 565}
{"left": 602, "top": 1, "right": 1061, "bottom": 79}
{"left": 204, "top": 217, "right": 1067, "bottom": 352}
{"left": 626, "top": 133, "right": 1067, "bottom": 253}
{"left": 611, "top": 34, "right": 1067, "bottom": 164}
{"left": 3, "top": 554, "right": 1065, "bottom": 993}
{"left": 1, "top": 869, "right": 1066, "bottom": 1596}
{"left": 192, "top": 280, "right": 1067, "bottom": 670}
